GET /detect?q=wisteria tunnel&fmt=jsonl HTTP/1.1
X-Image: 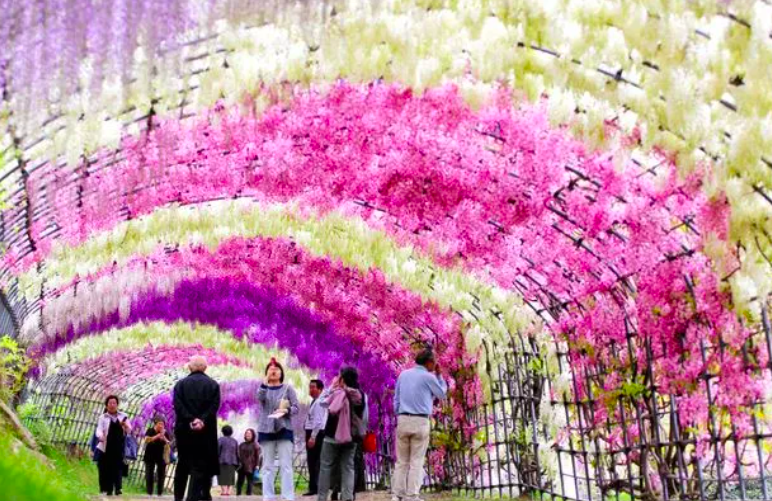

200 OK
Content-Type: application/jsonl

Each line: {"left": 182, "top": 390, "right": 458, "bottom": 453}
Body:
{"left": 1, "top": 1, "right": 772, "bottom": 500}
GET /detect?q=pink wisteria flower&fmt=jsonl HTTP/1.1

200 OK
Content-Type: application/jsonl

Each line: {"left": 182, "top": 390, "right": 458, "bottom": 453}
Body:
{"left": 9, "top": 82, "right": 758, "bottom": 443}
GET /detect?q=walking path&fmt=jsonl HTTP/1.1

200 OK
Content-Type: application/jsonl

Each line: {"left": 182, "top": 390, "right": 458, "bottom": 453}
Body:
{"left": 117, "top": 492, "right": 467, "bottom": 501}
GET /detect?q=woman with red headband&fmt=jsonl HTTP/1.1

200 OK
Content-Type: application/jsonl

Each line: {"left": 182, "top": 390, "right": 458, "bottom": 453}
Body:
{"left": 256, "top": 357, "right": 300, "bottom": 501}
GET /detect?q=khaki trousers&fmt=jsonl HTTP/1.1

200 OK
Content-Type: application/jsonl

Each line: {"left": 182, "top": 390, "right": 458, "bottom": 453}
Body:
{"left": 392, "top": 415, "right": 431, "bottom": 501}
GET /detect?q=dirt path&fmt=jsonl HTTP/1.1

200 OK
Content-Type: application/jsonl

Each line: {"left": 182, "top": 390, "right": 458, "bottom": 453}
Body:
{"left": 118, "top": 491, "right": 473, "bottom": 501}
{"left": 118, "top": 492, "right": 463, "bottom": 501}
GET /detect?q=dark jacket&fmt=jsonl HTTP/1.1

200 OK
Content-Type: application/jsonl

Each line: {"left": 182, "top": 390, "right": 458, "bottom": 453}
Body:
{"left": 218, "top": 436, "right": 239, "bottom": 466}
{"left": 144, "top": 428, "right": 171, "bottom": 464}
{"left": 173, "top": 371, "right": 221, "bottom": 476}
{"left": 238, "top": 441, "right": 260, "bottom": 473}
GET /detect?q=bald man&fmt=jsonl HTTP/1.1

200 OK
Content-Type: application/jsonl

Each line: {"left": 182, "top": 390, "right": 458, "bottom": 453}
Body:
{"left": 173, "top": 356, "right": 221, "bottom": 501}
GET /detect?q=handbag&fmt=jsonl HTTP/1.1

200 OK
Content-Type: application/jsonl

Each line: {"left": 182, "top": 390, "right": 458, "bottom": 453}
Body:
{"left": 350, "top": 391, "right": 368, "bottom": 438}
{"left": 362, "top": 431, "right": 377, "bottom": 453}
{"left": 163, "top": 442, "right": 171, "bottom": 465}
{"left": 89, "top": 432, "right": 102, "bottom": 462}
{"left": 253, "top": 468, "right": 260, "bottom": 483}
{"left": 124, "top": 434, "right": 138, "bottom": 461}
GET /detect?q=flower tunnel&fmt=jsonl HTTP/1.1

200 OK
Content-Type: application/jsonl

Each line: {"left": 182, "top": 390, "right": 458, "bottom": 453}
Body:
{"left": 1, "top": 1, "right": 771, "bottom": 500}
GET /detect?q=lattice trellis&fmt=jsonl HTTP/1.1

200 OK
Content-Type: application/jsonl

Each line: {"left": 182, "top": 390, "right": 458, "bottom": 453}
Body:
{"left": 2, "top": 6, "right": 772, "bottom": 501}
{"left": 412, "top": 305, "right": 772, "bottom": 501}
{"left": 0, "top": 4, "right": 771, "bottom": 326}
{"left": 21, "top": 357, "right": 316, "bottom": 494}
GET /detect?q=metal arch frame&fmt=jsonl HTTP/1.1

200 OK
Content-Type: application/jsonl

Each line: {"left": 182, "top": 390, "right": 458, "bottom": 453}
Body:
{"left": 1, "top": 7, "right": 771, "bottom": 328}
{"left": 18, "top": 303, "right": 772, "bottom": 500}
{"left": 0, "top": 288, "right": 19, "bottom": 336}
{"left": 35, "top": 240, "right": 465, "bottom": 361}
{"left": 20, "top": 348, "right": 235, "bottom": 447}
{"left": 3, "top": 10, "right": 772, "bottom": 501}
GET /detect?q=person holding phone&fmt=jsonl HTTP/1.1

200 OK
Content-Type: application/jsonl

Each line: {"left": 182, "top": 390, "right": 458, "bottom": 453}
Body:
{"left": 256, "top": 358, "right": 299, "bottom": 501}
{"left": 95, "top": 395, "right": 132, "bottom": 496}
{"left": 391, "top": 348, "right": 447, "bottom": 501}
{"left": 144, "top": 418, "right": 171, "bottom": 496}
{"left": 316, "top": 367, "right": 366, "bottom": 501}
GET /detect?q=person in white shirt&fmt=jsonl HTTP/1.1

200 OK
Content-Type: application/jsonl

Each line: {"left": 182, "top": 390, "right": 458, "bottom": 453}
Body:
{"left": 304, "top": 379, "right": 328, "bottom": 495}
{"left": 95, "top": 394, "right": 132, "bottom": 496}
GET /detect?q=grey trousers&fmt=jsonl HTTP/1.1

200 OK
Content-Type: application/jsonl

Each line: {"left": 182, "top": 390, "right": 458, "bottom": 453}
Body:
{"left": 317, "top": 440, "right": 356, "bottom": 501}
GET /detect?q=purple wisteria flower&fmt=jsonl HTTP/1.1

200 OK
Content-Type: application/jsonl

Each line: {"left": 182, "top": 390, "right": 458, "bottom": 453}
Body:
{"left": 34, "top": 276, "right": 396, "bottom": 408}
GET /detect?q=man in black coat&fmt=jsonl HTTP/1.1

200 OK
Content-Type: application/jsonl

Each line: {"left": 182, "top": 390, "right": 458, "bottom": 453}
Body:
{"left": 173, "top": 356, "right": 221, "bottom": 501}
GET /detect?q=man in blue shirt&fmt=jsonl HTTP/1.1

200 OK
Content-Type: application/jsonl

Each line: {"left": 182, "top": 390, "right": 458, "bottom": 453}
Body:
{"left": 391, "top": 348, "right": 447, "bottom": 501}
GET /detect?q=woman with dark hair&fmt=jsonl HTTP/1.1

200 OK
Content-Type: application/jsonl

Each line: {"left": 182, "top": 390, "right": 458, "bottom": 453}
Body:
{"left": 144, "top": 417, "right": 171, "bottom": 496}
{"left": 330, "top": 388, "right": 369, "bottom": 500}
{"left": 237, "top": 428, "right": 260, "bottom": 496}
{"left": 95, "top": 394, "right": 132, "bottom": 496}
{"left": 218, "top": 425, "right": 239, "bottom": 496}
{"left": 256, "top": 357, "right": 299, "bottom": 501}
{"left": 317, "top": 367, "right": 366, "bottom": 501}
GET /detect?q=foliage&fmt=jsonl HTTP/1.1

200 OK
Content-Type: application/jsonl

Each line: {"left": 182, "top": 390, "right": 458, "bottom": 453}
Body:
{"left": 4, "top": 0, "right": 772, "bottom": 317}
{"left": 36, "top": 321, "right": 300, "bottom": 379}
{"left": 33, "top": 238, "right": 471, "bottom": 380}
{"left": 41, "top": 444, "right": 100, "bottom": 497}
{"left": 30, "top": 242, "right": 478, "bottom": 423}
{"left": 16, "top": 402, "right": 53, "bottom": 446}
{"left": 132, "top": 379, "right": 264, "bottom": 431}
{"left": 0, "top": 427, "right": 88, "bottom": 501}
{"left": 0, "top": 335, "right": 30, "bottom": 403}
{"left": 2, "top": 2, "right": 771, "bottom": 500}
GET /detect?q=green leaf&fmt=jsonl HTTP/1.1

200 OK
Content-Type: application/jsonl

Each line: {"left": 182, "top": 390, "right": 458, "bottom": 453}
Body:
{"left": 621, "top": 381, "right": 646, "bottom": 398}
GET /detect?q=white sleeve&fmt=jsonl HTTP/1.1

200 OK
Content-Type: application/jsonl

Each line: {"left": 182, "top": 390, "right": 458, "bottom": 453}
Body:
{"left": 311, "top": 402, "right": 326, "bottom": 438}
{"left": 96, "top": 415, "right": 107, "bottom": 440}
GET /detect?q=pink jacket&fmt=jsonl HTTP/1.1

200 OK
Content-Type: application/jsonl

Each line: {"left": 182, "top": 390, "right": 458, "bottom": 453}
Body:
{"left": 327, "top": 387, "right": 362, "bottom": 444}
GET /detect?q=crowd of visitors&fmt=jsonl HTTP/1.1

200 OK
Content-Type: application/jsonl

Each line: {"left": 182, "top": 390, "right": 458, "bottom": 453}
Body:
{"left": 93, "top": 349, "right": 446, "bottom": 501}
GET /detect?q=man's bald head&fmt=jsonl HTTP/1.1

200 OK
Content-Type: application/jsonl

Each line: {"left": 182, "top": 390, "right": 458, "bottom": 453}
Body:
{"left": 188, "top": 356, "right": 208, "bottom": 373}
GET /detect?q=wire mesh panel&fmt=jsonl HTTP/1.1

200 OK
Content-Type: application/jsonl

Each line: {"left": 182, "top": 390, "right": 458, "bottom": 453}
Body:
{"left": 17, "top": 294, "right": 772, "bottom": 501}
{"left": 3, "top": 7, "right": 771, "bottom": 501}
{"left": 406, "top": 297, "right": 772, "bottom": 501}
{"left": 0, "top": 291, "right": 18, "bottom": 336}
